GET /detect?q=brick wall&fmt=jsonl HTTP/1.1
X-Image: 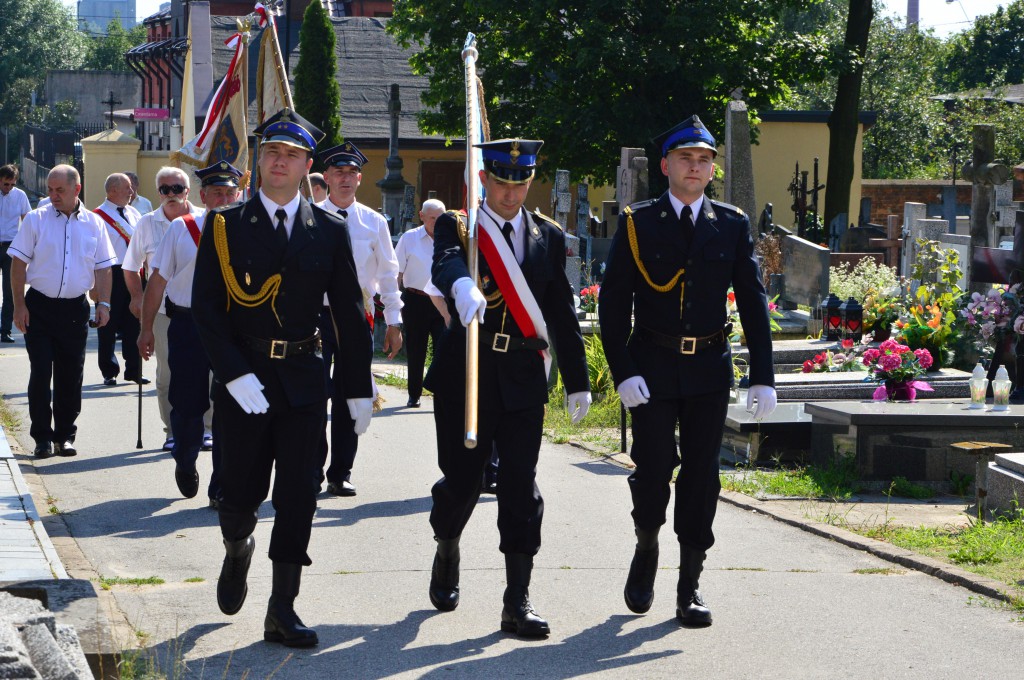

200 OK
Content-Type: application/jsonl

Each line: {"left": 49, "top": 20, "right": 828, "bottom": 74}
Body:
{"left": 861, "top": 180, "right": 971, "bottom": 225}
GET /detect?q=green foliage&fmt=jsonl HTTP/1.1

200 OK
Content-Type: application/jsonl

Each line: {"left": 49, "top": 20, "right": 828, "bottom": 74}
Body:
{"left": 388, "top": 0, "right": 832, "bottom": 188}
{"left": 582, "top": 333, "right": 614, "bottom": 398}
{"left": 886, "top": 476, "right": 934, "bottom": 500}
{"left": 82, "top": 17, "right": 147, "bottom": 72}
{"left": 829, "top": 258, "right": 899, "bottom": 301}
{"left": 950, "top": 470, "right": 974, "bottom": 497}
{"left": 938, "top": 1, "right": 1024, "bottom": 91}
{"left": 720, "top": 457, "right": 859, "bottom": 500}
{"left": 294, "top": 0, "right": 342, "bottom": 166}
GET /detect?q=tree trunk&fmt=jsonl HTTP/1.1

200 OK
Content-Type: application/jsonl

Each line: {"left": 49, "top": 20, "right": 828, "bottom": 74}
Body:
{"left": 824, "top": 0, "right": 873, "bottom": 235}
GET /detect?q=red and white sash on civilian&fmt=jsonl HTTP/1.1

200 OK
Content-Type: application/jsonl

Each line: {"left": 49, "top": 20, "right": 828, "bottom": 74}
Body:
{"left": 181, "top": 214, "right": 202, "bottom": 248}
{"left": 92, "top": 208, "right": 133, "bottom": 246}
{"left": 476, "top": 212, "right": 552, "bottom": 377}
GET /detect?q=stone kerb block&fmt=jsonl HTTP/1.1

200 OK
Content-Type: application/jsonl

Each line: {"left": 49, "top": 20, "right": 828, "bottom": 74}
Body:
{"left": 780, "top": 234, "right": 829, "bottom": 308}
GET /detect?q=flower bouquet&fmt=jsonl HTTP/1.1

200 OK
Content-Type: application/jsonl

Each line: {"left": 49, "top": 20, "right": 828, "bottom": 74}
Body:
{"left": 801, "top": 339, "right": 866, "bottom": 373}
{"left": 579, "top": 284, "right": 600, "bottom": 314}
{"left": 961, "top": 284, "right": 1020, "bottom": 354}
{"left": 862, "top": 292, "right": 902, "bottom": 341}
{"left": 862, "top": 339, "right": 933, "bottom": 401}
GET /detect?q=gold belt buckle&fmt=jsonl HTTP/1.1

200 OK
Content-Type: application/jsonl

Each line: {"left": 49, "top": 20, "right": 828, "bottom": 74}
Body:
{"left": 680, "top": 336, "right": 697, "bottom": 355}
{"left": 269, "top": 339, "right": 288, "bottom": 359}
{"left": 492, "top": 333, "right": 511, "bottom": 352}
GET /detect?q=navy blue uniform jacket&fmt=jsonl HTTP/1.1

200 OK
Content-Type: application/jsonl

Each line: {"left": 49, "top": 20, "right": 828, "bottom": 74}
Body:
{"left": 192, "top": 196, "right": 373, "bottom": 408}
{"left": 598, "top": 193, "right": 774, "bottom": 398}
{"left": 425, "top": 209, "right": 589, "bottom": 411}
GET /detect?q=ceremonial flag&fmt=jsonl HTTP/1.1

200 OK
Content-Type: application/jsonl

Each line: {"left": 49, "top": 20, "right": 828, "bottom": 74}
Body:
{"left": 255, "top": 2, "right": 289, "bottom": 125}
{"left": 172, "top": 32, "right": 249, "bottom": 172}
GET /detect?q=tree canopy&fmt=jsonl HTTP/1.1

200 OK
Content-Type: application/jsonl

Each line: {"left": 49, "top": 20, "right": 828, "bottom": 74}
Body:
{"left": 82, "top": 17, "right": 147, "bottom": 72}
{"left": 294, "top": 0, "right": 342, "bottom": 167}
{"left": 388, "top": 0, "right": 831, "bottom": 187}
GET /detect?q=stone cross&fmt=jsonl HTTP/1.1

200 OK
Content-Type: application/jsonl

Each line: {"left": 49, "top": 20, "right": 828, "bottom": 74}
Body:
{"left": 724, "top": 99, "right": 756, "bottom": 218}
{"left": 551, "top": 170, "right": 571, "bottom": 229}
{"left": 868, "top": 215, "right": 903, "bottom": 272}
{"left": 375, "top": 83, "right": 410, "bottom": 231}
{"left": 101, "top": 91, "right": 121, "bottom": 130}
{"left": 576, "top": 182, "right": 592, "bottom": 278}
{"left": 616, "top": 148, "right": 649, "bottom": 212}
{"left": 963, "top": 124, "right": 1010, "bottom": 280}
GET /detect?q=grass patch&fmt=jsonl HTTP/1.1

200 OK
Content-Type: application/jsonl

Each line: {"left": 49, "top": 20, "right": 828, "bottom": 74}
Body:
{"left": 787, "top": 568, "right": 820, "bottom": 573}
{"left": 183, "top": 576, "right": 204, "bottom": 583}
{"left": 0, "top": 393, "right": 19, "bottom": 431}
{"left": 334, "top": 570, "right": 360, "bottom": 575}
{"left": 721, "top": 566, "right": 767, "bottom": 572}
{"left": 848, "top": 505, "right": 1024, "bottom": 599}
{"left": 721, "top": 457, "right": 859, "bottom": 500}
{"left": 853, "top": 567, "right": 905, "bottom": 575}
{"left": 887, "top": 476, "right": 934, "bottom": 500}
{"left": 543, "top": 389, "right": 627, "bottom": 453}
{"left": 98, "top": 575, "right": 165, "bottom": 590}
{"left": 375, "top": 371, "right": 409, "bottom": 389}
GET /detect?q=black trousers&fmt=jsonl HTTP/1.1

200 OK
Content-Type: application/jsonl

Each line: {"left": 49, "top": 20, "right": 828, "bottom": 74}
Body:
{"left": 97, "top": 266, "right": 141, "bottom": 381}
{"left": 167, "top": 311, "right": 221, "bottom": 499}
{"left": 429, "top": 392, "right": 545, "bottom": 555}
{"left": 401, "top": 290, "right": 446, "bottom": 402}
{"left": 0, "top": 241, "right": 13, "bottom": 335}
{"left": 318, "top": 306, "right": 357, "bottom": 484}
{"left": 627, "top": 389, "right": 730, "bottom": 552}
{"left": 24, "top": 289, "right": 89, "bottom": 445}
{"left": 215, "top": 369, "right": 325, "bottom": 566}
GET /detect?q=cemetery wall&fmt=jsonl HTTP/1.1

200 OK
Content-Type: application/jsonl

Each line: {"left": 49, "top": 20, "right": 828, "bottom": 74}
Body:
{"left": 861, "top": 180, "right": 971, "bottom": 225}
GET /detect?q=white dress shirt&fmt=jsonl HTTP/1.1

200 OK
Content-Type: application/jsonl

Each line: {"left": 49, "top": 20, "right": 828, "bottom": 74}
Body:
{"left": 668, "top": 193, "right": 703, "bottom": 224}
{"left": 131, "top": 194, "right": 154, "bottom": 215}
{"left": 8, "top": 201, "right": 117, "bottom": 298}
{"left": 1, "top": 186, "right": 31, "bottom": 243}
{"left": 479, "top": 204, "right": 526, "bottom": 265}
{"left": 123, "top": 202, "right": 204, "bottom": 314}
{"left": 317, "top": 197, "right": 403, "bottom": 325}
{"left": 152, "top": 212, "right": 207, "bottom": 307}
{"left": 395, "top": 226, "right": 436, "bottom": 292}
{"left": 259, "top": 190, "right": 301, "bottom": 237}
{"left": 93, "top": 199, "right": 141, "bottom": 262}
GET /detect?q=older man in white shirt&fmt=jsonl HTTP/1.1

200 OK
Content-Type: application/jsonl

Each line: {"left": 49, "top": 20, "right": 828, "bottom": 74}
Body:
{"left": 93, "top": 173, "right": 145, "bottom": 386}
{"left": 122, "top": 166, "right": 206, "bottom": 451}
{"left": 1, "top": 164, "right": 31, "bottom": 343}
{"left": 395, "top": 198, "right": 450, "bottom": 407}
{"left": 315, "top": 142, "right": 403, "bottom": 496}
{"left": 9, "top": 165, "right": 116, "bottom": 458}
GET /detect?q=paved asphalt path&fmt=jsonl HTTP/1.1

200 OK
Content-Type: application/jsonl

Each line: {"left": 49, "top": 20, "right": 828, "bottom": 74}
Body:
{"left": 0, "top": 331, "right": 1022, "bottom": 678}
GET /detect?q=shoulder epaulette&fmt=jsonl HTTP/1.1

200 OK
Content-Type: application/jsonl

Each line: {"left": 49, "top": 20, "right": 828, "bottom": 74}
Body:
{"left": 709, "top": 199, "right": 745, "bottom": 217}
{"left": 626, "top": 199, "right": 657, "bottom": 214}
{"left": 531, "top": 209, "right": 562, "bottom": 230}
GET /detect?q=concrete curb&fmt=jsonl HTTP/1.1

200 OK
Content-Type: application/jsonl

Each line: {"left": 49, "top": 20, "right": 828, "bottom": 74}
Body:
{"left": 587, "top": 439, "right": 1020, "bottom": 606}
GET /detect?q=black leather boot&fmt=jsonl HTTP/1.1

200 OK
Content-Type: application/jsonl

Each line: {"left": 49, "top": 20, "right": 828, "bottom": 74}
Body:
{"left": 429, "top": 537, "right": 461, "bottom": 611}
{"left": 217, "top": 536, "right": 255, "bottom": 615}
{"left": 676, "top": 548, "right": 712, "bottom": 627}
{"left": 624, "top": 527, "right": 660, "bottom": 614}
{"left": 500, "top": 553, "right": 550, "bottom": 637}
{"left": 264, "top": 562, "right": 318, "bottom": 648}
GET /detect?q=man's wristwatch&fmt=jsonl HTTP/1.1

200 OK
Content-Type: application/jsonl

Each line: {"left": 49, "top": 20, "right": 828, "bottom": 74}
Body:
{"left": 97, "top": 301, "right": 112, "bottom": 309}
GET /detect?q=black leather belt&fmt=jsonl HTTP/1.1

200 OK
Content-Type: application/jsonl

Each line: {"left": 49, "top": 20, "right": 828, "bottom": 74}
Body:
{"left": 241, "top": 331, "right": 321, "bottom": 359}
{"left": 480, "top": 329, "right": 549, "bottom": 353}
{"left": 403, "top": 287, "right": 430, "bottom": 297}
{"left": 636, "top": 323, "right": 732, "bottom": 355}
{"left": 165, "top": 298, "right": 190, "bottom": 318}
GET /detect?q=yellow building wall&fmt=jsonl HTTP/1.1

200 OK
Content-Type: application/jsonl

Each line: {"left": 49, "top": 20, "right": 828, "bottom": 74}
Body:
{"left": 79, "top": 130, "right": 141, "bottom": 209}
{"left": 137, "top": 151, "right": 174, "bottom": 207}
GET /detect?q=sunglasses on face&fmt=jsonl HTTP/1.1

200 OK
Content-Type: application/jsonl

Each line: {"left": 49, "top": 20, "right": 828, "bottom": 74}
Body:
{"left": 158, "top": 184, "right": 187, "bottom": 195}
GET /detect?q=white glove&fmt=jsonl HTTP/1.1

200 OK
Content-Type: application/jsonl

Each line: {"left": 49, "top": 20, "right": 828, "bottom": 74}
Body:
{"left": 347, "top": 398, "right": 373, "bottom": 435}
{"left": 225, "top": 373, "right": 269, "bottom": 414}
{"left": 746, "top": 385, "right": 778, "bottom": 420}
{"left": 567, "top": 391, "right": 592, "bottom": 424}
{"left": 617, "top": 376, "right": 650, "bottom": 408}
{"left": 451, "top": 277, "right": 487, "bottom": 327}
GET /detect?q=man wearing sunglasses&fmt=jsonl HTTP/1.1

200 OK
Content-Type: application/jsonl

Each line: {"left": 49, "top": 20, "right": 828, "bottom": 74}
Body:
{"left": 123, "top": 167, "right": 207, "bottom": 452}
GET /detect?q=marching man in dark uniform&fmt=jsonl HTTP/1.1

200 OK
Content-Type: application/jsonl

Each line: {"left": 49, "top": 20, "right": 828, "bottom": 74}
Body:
{"left": 599, "top": 116, "right": 777, "bottom": 627}
{"left": 425, "top": 139, "right": 591, "bottom": 638}
{"left": 191, "top": 109, "right": 373, "bottom": 648}
{"left": 139, "top": 161, "right": 243, "bottom": 505}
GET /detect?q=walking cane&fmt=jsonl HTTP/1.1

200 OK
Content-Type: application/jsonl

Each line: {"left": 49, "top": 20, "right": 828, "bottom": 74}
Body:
{"left": 136, "top": 375, "right": 143, "bottom": 449}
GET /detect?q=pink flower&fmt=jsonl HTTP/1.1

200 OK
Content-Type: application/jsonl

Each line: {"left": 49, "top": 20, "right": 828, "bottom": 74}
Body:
{"left": 1014, "top": 315, "right": 1024, "bottom": 335}
{"left": 879, "top": 354, "right": 902, "bottom": 372}
{"left": 879, "top": 339, "right": 901, "bottom": 354}
{"left": 842, "top": 339, "right": 854, "bottom": 350}
{"left": 863, "top": 348, "right": 880, "bottom": 365}
{"left": 802, "top": 360, "right": 814, "bottom": 373}
{"left": 914, "top": 348, "right": 933, "bottom": 368}
{"left": 894, "top": 343, "right": 912, "bottom": 354}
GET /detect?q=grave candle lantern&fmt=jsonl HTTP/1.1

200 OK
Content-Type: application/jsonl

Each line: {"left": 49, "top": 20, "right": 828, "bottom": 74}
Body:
{"left": 821, "top": 293, "right": 843, "bottom": 341}
{"left": 839, "top": 297, "right": 863, "bottom": 342}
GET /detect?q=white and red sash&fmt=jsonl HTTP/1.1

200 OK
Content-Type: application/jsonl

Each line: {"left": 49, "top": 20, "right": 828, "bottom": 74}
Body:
{"left": 477, "top": 212, "right": 552, "bottom": 377}
{"left": 92, "top": 207, "right": 132, "bottom": 246}
{"left": 181, "top": 213, "right": 202, "bottom": 247}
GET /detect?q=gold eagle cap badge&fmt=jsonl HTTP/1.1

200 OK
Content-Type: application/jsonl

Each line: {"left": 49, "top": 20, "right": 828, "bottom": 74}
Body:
{"left": 509, "top": 141, "right": 520, "bottom": 165}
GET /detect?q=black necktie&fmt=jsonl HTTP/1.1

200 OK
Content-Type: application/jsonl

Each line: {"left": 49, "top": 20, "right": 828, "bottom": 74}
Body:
{"left": 275, "top": 208, "right": 289, "bottom": 250}
{"left": 501, "top": 222, "right": 516, "bottom": 256}
{"left": 117, "top": 206, "right": 127, "bottom": 222}
{"left": 681, "top": 205, "right": 694, "bottom": 241}
{"left": 338, "top": 208, "right": 348, "bottom": 219}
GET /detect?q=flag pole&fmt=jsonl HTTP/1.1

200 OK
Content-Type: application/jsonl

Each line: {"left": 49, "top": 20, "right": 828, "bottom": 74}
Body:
{"left": 462, "top": 33, "right": 483, "bottom": 449}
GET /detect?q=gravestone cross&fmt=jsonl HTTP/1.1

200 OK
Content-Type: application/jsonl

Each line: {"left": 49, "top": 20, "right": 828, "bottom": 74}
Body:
{"left": 962, "top": 124, "right": 1010, "bottom": 290}
{"left": 102, "top": 90, "right": 121, "bottom": 130}
{"left": 376, "top": 83, "right": 410, "bottom": 231}
{"left": 868, "top": 215, "right": 902, "bottom": 272}
{"left": 616, "top": 148, "right": 649, "bottom": 212}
